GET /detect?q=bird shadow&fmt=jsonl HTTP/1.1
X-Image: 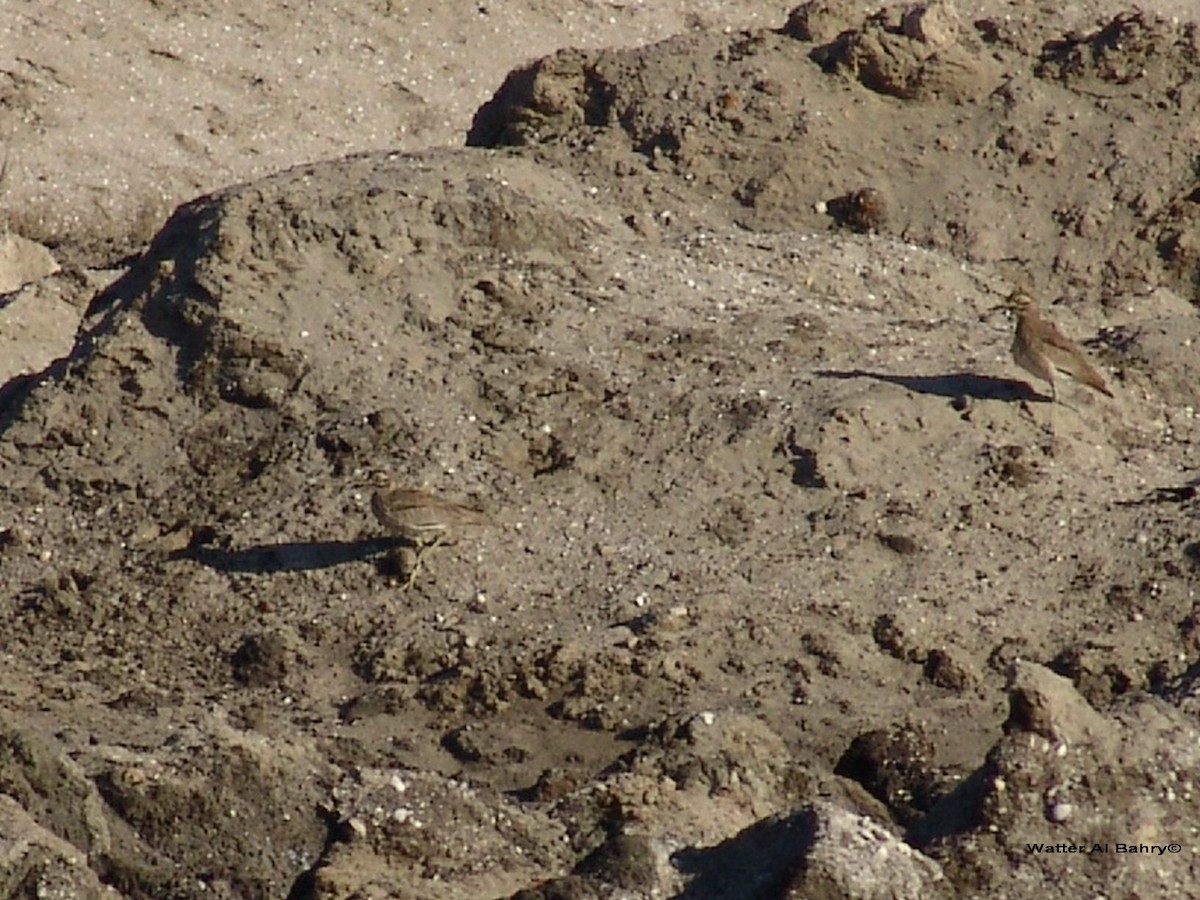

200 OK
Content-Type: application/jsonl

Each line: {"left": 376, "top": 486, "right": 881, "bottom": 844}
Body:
{"left": 815, "top": 369, "right": 1043, "bottom": 402}
{"left": 1114, "top": 480, "right": 1200, "bottom": 509}
{"left": 175, "top": 537, "right": 406, "bottom": 574}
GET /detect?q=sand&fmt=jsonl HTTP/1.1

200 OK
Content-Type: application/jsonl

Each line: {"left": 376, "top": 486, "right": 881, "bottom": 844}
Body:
{"left": 1, "top": 1, "right": 1198, "bottom": 897}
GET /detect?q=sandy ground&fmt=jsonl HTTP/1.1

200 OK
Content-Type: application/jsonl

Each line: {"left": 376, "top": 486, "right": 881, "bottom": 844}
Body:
{"left": 2, "top": 1, "right": 1200, "bottom": 898}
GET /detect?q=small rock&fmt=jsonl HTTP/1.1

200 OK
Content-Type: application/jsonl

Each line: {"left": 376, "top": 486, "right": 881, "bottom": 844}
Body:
{"left": 1005, "top": 661, "right": 1110, "bottom": 745}
{"left": 879, "top": 532, "right": 920, "bottom": 555}
{"left": 1046, "top": 799, "right": 1073, "bottom": 823}
{"left": 901, "top": 2, "right": 962, "bottom": 47}
{"left": 924, "top": 648, "right": 975, "bottom": 691}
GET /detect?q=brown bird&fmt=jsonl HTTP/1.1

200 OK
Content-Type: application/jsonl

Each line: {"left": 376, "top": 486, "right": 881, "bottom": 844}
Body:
{"left": 1001, "top": 291, "right": 1113, "bottom": 404}
{"left": 360, "top": 473, "right": 491, "bottom": 588}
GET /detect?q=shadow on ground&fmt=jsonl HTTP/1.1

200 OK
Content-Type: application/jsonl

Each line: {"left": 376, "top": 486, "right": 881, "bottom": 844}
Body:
{"left": 816, "top": 369, "right": 1042, "bottom": 402}
{"left": 179, "top": 538, "right": 402, "bottom": 573}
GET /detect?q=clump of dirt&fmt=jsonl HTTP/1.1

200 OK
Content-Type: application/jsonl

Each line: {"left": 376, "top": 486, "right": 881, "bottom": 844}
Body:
{"left": 811, "top": 0, "right": 1005, "bottom": 102}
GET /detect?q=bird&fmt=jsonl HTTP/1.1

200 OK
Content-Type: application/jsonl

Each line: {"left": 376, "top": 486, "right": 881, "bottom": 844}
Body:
{"left": 359, "top": 473, "right": 491, "bottom": 588}
{"left": 1000, "top": 290, "right": 1113, "bottom": 405}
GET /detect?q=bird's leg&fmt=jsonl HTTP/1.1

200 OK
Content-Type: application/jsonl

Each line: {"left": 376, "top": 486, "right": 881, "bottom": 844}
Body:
{"left": 401, "top": 569, "right": 418, "bottom": 591}
{"left": 401, "top": 533, "right": 446, "bottom": 591}
{"left": 400, "top": 546, "right": 423, "bottom": 591}
{"left": 1045, "top": 386, "right": 1058, "bottom": 445}
{"left": 420, "top": 531, "right": 446, "bottom": 563}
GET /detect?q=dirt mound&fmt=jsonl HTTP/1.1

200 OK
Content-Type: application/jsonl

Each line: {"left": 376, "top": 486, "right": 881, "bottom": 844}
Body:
{"left": 1, "top": 2, "right": 1199, "bottom": 898}
{"left": 470, "top": 3, "right": 1200, "bottom": 300}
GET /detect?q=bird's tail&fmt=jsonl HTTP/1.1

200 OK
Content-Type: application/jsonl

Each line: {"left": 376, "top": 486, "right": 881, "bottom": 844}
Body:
{"left": 1076, "top": 361, "right": 1114, "bottom": 398}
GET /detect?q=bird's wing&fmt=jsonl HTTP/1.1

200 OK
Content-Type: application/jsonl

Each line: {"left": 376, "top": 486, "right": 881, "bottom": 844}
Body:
{"left": 1040, "top": 320, "right": 1114, "bottom": 397}
{"left": 1038, "top": 317, "right": 1081, "bottom": 353}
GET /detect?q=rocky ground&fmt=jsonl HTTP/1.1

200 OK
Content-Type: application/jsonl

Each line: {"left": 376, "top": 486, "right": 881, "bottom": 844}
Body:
{"left": 1, "top": 1, "right": 1199, "bottom": 898}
